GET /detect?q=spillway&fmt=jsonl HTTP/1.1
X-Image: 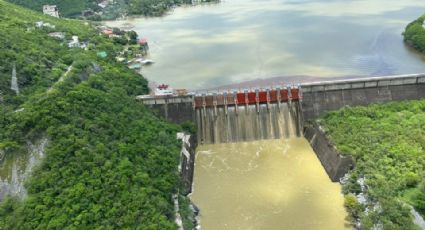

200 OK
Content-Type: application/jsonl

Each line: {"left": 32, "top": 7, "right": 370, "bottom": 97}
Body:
{"left": 196, "top": 100, "right": 303, "bottom": 144}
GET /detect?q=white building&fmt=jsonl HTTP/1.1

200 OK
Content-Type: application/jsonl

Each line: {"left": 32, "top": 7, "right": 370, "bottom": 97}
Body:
{"left": 43, "top": 5, "right": 59, "bottom": 18}
{"left": 48, "top": 32, "right": 65, "bottom": 39}
{"left": 35, "top": 21, "right": 44, "bottom": 28}
{"left": 35, "top": 21, "right": 55, "bottom": 29}
{"left": 67, "top": 36, "right": 88, "bottom": 49}
{"left": 68, "top": 36, "right": 80, "bottom": 48}
{"left": 98, "top": 0, "right": 110, "bottom": 9}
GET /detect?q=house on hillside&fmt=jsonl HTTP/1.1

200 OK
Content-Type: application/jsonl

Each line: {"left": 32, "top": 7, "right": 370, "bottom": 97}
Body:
{"left": 48, "top": 32, "right": 65, "bottom": 39}
{"left": 138, "top": 38, "right": 148, "bottom": 46}
{"left": 35, "top": 21, "right": 43, "bottom": 28}
{"left": 68, "top": 36, "right": 80, "bottom": 48}
{"left": 98, "top": 0, "right": 111, "bottom": 9}
{"left": 35, "top": 21, "right": 55, "bottom": 29}
{"left": 43, "top": 5, "right": 60, "bottom": 18}
{"left": 68, "top": 36, "right": 87, "bottom": 49}
{"left": 138, "top": 38, "right": 149, "bottom": 55}
{"left": 102, "top": 28, "right": 114, "bottom": 37}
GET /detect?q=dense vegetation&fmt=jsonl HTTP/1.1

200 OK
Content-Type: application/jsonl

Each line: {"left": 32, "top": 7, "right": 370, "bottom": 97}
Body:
{"left": 0, "top": 1, "right": 191, "bottom": 228}
{"left": 7, "top": 0, "right": 219, "bottom": 19}
{"left": 7, "top": 0, "right": 100, "bottom": 18}
{"left": 403, "top": 14, "right": 425, "bottom": 53}
{"left": 321, "top": 100, "right": 425, "bottom": 229}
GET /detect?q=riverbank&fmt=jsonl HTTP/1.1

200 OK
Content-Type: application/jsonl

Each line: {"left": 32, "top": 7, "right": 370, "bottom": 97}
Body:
{"left": 320, "top": 99, "right": 425, "bottom": 229}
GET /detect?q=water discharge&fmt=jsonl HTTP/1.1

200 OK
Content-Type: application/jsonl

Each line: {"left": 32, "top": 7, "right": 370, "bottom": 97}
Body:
{"left": 197, "top": 102, "right": 302, "bottom": 144}
{"left": 191, "top": 138, "right": 351, "bottom": 230}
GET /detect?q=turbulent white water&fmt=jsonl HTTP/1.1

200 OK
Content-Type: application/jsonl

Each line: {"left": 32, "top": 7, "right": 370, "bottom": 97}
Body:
{"left": 192, "top": 98, "right": 350, "bottom": 229}
{"left": 197, "top": 102, "right": 302, "bottom": 144}
{"left": 191, "top": 138, "right": 351, "bottom": 230}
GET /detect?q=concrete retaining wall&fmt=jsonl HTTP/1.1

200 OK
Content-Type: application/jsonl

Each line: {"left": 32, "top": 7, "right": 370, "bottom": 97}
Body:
{"left": 304, "top": 123, "right": 355, "bottom": 182}
{"left": 140, "top": 96, "right": 195, "bottom": 124}
{"left": 178, "top": 133, "right": 197, "bottom": 195}
{"left": 301, "top": 74, "right": 425, "bottom": 121}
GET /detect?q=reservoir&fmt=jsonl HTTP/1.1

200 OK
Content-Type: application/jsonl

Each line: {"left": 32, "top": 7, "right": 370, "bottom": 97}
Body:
{"left": 191, "top": 139, "right": 350, "bottom": 230}
{"left": 105, "top": 0, "right": 425, "bottom": 89}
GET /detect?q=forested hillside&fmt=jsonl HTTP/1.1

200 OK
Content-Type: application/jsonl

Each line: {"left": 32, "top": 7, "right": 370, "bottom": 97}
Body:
{"left": 404, "top": 14, "right": 425, "bottom": 53}
{"left": 0, "top": 1, "right": 190, "bottom": 228}
{"left": 7, "top": 0, "right": 100, "bottom": 17}
{"left": 321, "top": 100, "right": 425, "bottom": 229}
{"left": 7, "top": 0, "right": 217, "bottom": 19}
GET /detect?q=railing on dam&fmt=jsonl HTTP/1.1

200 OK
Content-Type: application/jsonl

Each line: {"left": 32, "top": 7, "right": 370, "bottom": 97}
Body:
{"left": 301, "top": 73, "right": 425, "bottom": 92}
{"left": 137, "top": 87, "right": 301, "bottom": 108}
{"left": 136, "top": 95, "right": 194, "bottom": 105}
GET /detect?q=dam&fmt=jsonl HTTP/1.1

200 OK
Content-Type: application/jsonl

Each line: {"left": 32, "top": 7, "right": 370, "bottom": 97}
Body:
{"left": 140, "top": 73, "right": 425, "bottom": 149}
{"left": 138, "top": 73, "right": 425, "bottom": 229}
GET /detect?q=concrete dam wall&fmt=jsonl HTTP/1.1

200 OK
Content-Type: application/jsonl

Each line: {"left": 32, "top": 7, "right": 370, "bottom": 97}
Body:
{"left": 140, "top": 73, "right": 425, "bottom": 127}
{"left": 301, "top": 73, "right": 425, "bottom": 121}
{"left": 139, "top": 95, "right": 194, "bottom": 124}
{"left": 304, "top": 123, "right": 354, "bottom": 182}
